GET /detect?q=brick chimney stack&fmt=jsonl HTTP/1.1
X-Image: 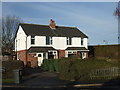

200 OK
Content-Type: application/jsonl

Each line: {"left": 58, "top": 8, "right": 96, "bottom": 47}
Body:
{"left": 49, "top": 19, "right": 56, "bottom": 29}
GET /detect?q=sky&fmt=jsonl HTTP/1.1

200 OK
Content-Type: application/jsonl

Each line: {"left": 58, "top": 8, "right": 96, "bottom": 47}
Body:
{"left": 2, "top": 2, "right": 118, "bottom": 45}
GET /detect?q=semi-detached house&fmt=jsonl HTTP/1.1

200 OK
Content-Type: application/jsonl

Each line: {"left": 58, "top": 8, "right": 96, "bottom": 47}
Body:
{"left": 15, "top": 19, "right": 89, "bottom": 68}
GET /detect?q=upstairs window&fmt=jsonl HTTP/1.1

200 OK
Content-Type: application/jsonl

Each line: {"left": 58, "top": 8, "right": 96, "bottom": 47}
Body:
{"left": 31, "top": 36, "right": 35, "bottom": 44}
{"left": 46, "top": 36, "right": 52, "bottom": 45}
{"left": 67, "top": 37, "right": 72, "bottom": 45}
{"left": 81, "top": 38, "right": 84, "bottom": 45}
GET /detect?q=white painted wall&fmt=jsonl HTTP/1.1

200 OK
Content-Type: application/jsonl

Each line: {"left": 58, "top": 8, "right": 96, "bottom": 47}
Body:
{"left": 15, "top": 26, "right": 27, "bottom": 51}
{"left": 30, "top": 36, "right": 48, "bottom": 47}
{"left": 15, "top": 26, "right": 88, "bottom": 51}
{"left": 53, "top": 37, "right": 67, "bottom": 50}
{"left": 26, "top": 36, "right": 31, "bottom": 49}
{"left": 71, "top": 37, "right": 80, "bottom": 47}
{"left": 83, "top": 38, "right": 88, "bottom": 49}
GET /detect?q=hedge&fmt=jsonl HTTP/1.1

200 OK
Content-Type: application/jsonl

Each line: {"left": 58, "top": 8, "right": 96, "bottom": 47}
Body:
{"left": 41, "top": 58, "right": 117, "bottom": 81}
{"left": 89, "top": 45, "right": 120, "bottom": 60}
{"left": 42, "top": 59, "right": 60, "bottom": 72}
{"left": 2, "top": 60, "right": 24, "bottom": 78}
{"left": 59, "top": 58, "right": 117, "bottom": 81}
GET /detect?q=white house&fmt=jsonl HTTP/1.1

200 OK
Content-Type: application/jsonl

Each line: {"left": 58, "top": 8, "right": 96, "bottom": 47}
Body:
{"left": 15, "top": 19, "right": 89, "bottom": 67}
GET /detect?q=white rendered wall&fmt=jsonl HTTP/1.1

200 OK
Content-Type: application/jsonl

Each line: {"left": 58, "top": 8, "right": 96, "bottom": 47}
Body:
{"left": 26, "top": 36, "right": 31, "bottom": 49}
{"left": 53, "top": 37, "right": 67, "bottom": 50}
{"left": 30, "top": 36, "right": 48, "bottom": 47}
{"left": 70, "top": 37, "right": 80, "bottom": 47}
{"left": 15, "top": 26, "right": 27, "bottom": 51}
{"left": 83, "top": 38, "right": 88, "bottom": 49}
{"left": 15, "top": 26, "right": 88, "bottom": 51}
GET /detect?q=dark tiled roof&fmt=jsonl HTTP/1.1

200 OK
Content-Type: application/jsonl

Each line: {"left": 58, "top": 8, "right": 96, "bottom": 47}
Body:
{"left": 20, "top": 23, "right": 88, "bottom": 38}
{"left": 20, "top": 23, "right": 57, "bottom": 36}
{"left": 28, "top": 47, "right": 56, "bottom": 53}
{"left": 66, "top": 47, "right": 89, "bottom": 51}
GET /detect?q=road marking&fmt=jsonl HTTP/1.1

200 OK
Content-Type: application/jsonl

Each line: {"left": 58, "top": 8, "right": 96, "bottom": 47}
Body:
{"left": 1, "top": 84, "right": 104, "bottom": 88}
{"left": 73, "top": 84, "right": 103, "bottom": 87}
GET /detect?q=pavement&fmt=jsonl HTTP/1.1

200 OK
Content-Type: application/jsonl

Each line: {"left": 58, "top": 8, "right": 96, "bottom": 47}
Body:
{"left": 1, "top": 68, "right": 120, "bottom": 90}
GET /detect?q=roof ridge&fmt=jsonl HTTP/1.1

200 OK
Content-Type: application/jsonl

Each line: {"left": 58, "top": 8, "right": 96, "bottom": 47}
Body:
{"left": 20, "top": 23, "right": 76, "bottom": 28}
{"left": 57, "top": 25, "right": 76, "bottom": 28}
{"left": 20, "top": 23, "right": 49, "bottom": 27}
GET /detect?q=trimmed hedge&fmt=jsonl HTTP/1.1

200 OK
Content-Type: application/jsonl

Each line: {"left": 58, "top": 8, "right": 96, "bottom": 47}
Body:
{"left": 42, "top": 59, "right": 60, "bottom": 72}
{"left": 59, "top": 58, "right": 117, "bottom": 81}
{"left": 2, "top": 60, "right": 24, "bottom": 78}
{"left": 42, "top": 58, "right": 117, "bottom": 81}
{"left": 89, "top": 45, "right": 120, "bottom": 60}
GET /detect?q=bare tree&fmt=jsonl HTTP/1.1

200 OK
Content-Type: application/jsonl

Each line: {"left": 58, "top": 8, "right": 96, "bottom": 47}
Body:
{"left": 114, "top": 2, "right": 120, "bottom": 44}
{"left": 2, "top": 15, "right": 22, "bottom": 55}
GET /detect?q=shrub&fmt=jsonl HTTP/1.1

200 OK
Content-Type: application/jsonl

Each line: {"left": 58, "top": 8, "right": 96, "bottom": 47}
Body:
{"left": 2, "top": 60, "right": 24, "bottom": 78}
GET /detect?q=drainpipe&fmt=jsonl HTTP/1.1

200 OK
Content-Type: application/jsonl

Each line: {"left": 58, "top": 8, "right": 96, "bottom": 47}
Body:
{"left": 16, "top": 39, "right": 17, "bottom": 60}
{"left": 25, "top": 36, "right": 27, "bottom": 66}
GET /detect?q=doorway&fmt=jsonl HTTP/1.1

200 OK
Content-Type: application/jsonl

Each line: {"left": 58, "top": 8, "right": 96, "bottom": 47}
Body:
{"left": 38, "top": 53, "right": 43, "bottom": 66}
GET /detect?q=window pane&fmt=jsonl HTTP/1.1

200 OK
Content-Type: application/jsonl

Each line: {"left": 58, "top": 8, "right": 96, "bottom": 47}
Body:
{"left": 46, "top": 36, "right": 52, "bottom": 45}
{"left": 67, "top": 37, "right": 72, "bottom": 45}
{"left": 69, "top": 37, "right": 72, "bottom": 45}
{"left": 31, "top": 36, "right": 35, "bottom": 44}
{"left": 31, "top": 39, "right": 35, "bottom": 44}
{"left": 81, "top": 38, "right": 83, "bottom": 45}
{"left": 31, "top": 36, "right": 35, "bottom": 39}
{"left": 46, "top": 36, "right": 49, "bottom": 45}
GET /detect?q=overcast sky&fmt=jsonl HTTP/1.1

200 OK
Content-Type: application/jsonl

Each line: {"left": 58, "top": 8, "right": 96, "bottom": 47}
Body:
{"left": 2, "top": 2, "right": 118, "bottom": 45}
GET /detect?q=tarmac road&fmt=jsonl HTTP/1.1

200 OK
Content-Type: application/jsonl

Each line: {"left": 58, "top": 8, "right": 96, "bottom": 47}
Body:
{"left": 1, "top": 68, "right": 120, "bottom": 90}
{"left": 2, "top": 85, "right": 120, "bottom": 90}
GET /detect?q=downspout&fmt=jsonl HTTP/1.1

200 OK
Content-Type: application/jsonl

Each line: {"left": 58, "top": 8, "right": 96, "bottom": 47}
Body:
{"left": 16, "top": 38, "right": 17, "bottom": 60}
{"left": 26, "top": 36, "right": 27, "bottom": 66}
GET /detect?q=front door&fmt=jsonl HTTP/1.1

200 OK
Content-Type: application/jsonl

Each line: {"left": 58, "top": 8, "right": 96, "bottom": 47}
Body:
{"left": 38, "top": 53, "right": 43, "bottom": 66}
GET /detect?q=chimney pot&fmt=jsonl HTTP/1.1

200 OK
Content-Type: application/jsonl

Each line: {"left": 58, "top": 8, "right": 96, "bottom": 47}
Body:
{"left": 49, "top": 19, "right": 56, "bottom": 29}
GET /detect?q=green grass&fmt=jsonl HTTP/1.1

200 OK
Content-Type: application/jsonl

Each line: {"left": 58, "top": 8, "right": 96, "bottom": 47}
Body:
{"left": 2, "top": 78, "right": 14, "bottom": 83}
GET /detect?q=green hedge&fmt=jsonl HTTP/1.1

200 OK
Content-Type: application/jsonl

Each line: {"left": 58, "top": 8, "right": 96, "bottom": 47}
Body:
{"left": 42, "top": 59, "right": 60, "bottom": 72}
{"left": 59, "top": 58, "right": 117, "bottom": 81}
{"left": 93, "top": 45, "right": 120, "bottom": 60}
{"left": 2, "top": 60, "right": 24, "bottom": 78}
{"left": 41, "top": 58, "right": 117, "bottom": 81}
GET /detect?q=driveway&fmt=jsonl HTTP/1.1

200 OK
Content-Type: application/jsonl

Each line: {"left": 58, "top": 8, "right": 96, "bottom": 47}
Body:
{"left": 22, "top": 72, "right": 70, "bottom": 87}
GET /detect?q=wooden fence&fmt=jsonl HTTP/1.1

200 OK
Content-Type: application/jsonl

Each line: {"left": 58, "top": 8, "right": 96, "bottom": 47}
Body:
{"left": 90, "top": 67, "right": 120, "bottom": 80}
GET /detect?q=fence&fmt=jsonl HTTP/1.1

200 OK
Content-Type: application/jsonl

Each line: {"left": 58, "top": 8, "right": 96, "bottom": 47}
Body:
{"left": 90, "top": 67, "right": 120, "bottom": 80}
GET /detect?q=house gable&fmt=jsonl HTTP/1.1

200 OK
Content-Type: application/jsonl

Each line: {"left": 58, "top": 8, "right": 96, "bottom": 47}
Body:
{"left": 15, "top": 26, "right": 27, "bottom": 51}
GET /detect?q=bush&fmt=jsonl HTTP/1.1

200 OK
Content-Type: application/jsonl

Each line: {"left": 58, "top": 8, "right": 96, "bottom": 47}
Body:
{"left": 2, "top": 60, "right": 24, "bottom": 78}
